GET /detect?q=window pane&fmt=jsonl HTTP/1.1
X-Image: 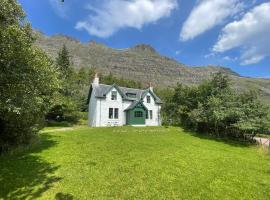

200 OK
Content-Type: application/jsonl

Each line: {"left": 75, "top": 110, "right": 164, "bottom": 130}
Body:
{"left": 147, "top": 96, "right": 151, "bottom": 103}
{"left": 146, "top": 111, "right": 148, "bottom": 119}
{"left": 109, "top": 108, "right": 113, "bottom": 119}
{"left": 134, "top": 111, "right": 143, "bottom": 118}
{"left": 111, "top": 91, "right": 117, "bottom": 100}
{"left": 114, "top": 108, "right": 119, "bottom": 119}
{"left": 150, "top": 110, "right": 153, "bottom": 119}
{"left": 126, "top": 93, "right": 136, "bottom": 98}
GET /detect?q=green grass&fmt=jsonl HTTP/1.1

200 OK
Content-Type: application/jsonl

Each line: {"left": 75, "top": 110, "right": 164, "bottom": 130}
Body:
{"left": 1, "top": 126, "right": 270, "bottom": 200}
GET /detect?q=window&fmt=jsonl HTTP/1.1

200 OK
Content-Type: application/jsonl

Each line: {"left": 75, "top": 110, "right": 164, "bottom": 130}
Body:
{"left": 114, "top": 108, "right": 119, "bottom": 119}
{"left": 111, "top": 91, "right": 117, "bottom": 100}
{"left": 126, "top": 93, "right": 136, "bottom": 98}
{"left": 134, "top": 111, "right": 143, "bottom": 118}
{"left": 146, "top": 111, "right": 148, "bottom": 119}
{"left": 109, "top": 108, "right": 114, "bottom": 119}
{"left": 109, "top": 108, "right": 119, "bottom": 119}
{"left": 147, "top": 95, "right": 151, "bottom": 103}
{"left": 149, "top": 110, "right": 153, "bottom": 119}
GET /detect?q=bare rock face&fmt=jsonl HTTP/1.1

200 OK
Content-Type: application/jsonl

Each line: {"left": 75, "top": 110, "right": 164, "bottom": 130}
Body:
{"left": 34, "top": 30, "right": 270, "bottom": 103}
{"left": 132, "top": 44, "right": 157, "bottom": 53}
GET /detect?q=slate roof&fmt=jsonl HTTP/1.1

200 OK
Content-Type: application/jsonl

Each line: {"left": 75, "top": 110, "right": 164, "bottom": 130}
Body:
{"left": 87, "top": 83, "right": 162, "bottom": 104}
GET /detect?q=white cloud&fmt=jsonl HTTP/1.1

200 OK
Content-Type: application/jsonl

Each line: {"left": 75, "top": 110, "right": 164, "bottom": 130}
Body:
{"left": 75, "top": 0, "right": 178, "bottom": 38}
{"left": 213, "top": 2, "right": 270, "bottom": 65}
{"left": 223, "top": 56, "right": 237, "bottom": 61}
{"left": 180, "top": 0, "right": 244, "bottom": 41}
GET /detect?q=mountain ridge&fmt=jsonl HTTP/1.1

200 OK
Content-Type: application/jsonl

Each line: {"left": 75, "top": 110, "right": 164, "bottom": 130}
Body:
{"left": 34, "top": 31, "right": 270, "bottom": 103}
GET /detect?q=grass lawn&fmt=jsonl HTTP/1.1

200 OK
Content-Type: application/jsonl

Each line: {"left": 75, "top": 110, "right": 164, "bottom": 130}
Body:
{"left": 0, "top": 126, "right": 270, "bottom": 200}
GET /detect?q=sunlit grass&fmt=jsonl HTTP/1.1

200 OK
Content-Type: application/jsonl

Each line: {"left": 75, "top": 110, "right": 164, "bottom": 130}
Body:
{"left": 1, "top": 126, "right": 269, "bottom": 199}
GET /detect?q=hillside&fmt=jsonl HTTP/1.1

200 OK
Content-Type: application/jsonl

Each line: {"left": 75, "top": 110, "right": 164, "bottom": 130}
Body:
{"left": 34, "top": 31, "right": 270, "bottom": 102}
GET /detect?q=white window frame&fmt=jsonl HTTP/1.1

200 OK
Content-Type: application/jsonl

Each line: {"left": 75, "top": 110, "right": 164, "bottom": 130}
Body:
{"left": 109, "top": 107, "right": 119, "bottom": 119}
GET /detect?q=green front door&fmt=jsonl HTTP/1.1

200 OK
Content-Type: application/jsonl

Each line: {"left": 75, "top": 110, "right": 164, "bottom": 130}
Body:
{"left": 126, "top": 106, "right": 146, "bottom": 125}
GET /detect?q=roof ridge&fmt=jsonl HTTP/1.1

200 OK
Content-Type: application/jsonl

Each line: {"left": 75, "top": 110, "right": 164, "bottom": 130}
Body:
{"left": 98, "top": 83, "right": 148, "bottom": 91}
{"left": 119, "top": 86, "right": 147, "bottom": 91}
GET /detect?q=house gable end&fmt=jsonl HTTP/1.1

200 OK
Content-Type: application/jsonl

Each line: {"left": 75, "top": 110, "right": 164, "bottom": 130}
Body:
{"left": 104, "top": 84, "right": 125, "bottom": 100}
{"left": 141, "top": 89, "right": 162, "bottom": 104}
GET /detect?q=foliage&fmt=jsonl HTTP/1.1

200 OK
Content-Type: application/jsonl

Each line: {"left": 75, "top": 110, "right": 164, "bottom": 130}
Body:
{"left": 100, "top": 72, "right": 143, "bottom": 89}
{"left": 46, "top": 45, "right": 80, "bottom": 124}
{"left": 163, "top": 73, "right": 270, "bottom": 138}
{"left": 47, "top": 43, "right": 145, "bottom": 123}
{"left": 56, "top": 44, "right": 72, "bottom": 79}
{"left": 1, "top": 126, "right": 269, "bottom": 199}
{"left": 0, "top": 0, "right": 59, "bottom": 153}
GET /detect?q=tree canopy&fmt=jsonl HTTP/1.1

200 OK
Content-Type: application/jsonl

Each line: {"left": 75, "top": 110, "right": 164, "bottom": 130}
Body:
{"left": 0, "top": 0, "right": 59, "bottom": 153}
{"left": 162, "top": 73, "right": 270, "bottom": 139}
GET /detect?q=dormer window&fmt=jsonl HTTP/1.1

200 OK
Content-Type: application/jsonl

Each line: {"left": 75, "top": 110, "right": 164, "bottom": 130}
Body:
{"left": 126, "top": 93, "right": 136, "bottom": 99}
{"left": 111, "top": 91, "right": 117, "bottom": 100}
{"left": 147, "top": 95, "right": 151, "bottom": 103}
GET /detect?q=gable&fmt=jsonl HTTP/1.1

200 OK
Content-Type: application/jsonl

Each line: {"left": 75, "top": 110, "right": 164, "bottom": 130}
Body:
{"left": 141, "top": 89, "right": 162, "bottom": 104}
{"left": 105, "top": 84, "right": 125, "bottom": 98}
{"left": 125, "top": 100, "right": 148, "bottom": 111}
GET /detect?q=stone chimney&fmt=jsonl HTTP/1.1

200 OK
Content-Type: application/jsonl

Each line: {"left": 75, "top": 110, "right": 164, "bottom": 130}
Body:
{"left": 149, "top": 82, "right": 153, "bottom": 92}
{"left": 93, "top": 73, "right": 99, "bottom": 86}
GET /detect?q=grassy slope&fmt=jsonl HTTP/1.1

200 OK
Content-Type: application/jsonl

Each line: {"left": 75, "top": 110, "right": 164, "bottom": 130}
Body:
{"left": 0, "top": 126, "right": 270, "bottom": 200}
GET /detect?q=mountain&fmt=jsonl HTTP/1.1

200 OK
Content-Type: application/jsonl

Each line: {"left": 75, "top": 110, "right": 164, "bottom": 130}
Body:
{"left": 34, "top": 31, "right": 270, "bottom": 103}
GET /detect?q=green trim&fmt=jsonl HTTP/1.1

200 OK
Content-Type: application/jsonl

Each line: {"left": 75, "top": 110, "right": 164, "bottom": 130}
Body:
{"left": 103, "top": 84, "right": 125, "bottom": 98}
{"left": 125, "top": 100, "right": 148, "bottom": 111}
{"left": 126, "top": 101, "right": 146, "bottom": 125}
{"left": 141, "top": 89, "right": 163, "bottom": 104}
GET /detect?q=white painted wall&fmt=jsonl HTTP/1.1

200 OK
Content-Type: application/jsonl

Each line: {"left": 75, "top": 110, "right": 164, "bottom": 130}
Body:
{"left": 99, "top": 88, "right": 124, "bottom": 126}
{"left": 143, "top": 92, "right": 162, "bottom": 126}
{"left": 88, "top": 85, "right": 98, "bottom": 126}
{"left": 88, "top": 86, "right": 162, "bottom": 127}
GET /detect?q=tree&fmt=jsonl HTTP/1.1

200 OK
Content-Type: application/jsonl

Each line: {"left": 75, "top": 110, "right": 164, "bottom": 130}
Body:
{"left": 56, "top": 45, "right": 72, "bottom": 79}
{"left": 0, "top": 0, "right": 59, "bottom": 153}
{"left": 46, "top": 45, "right": 80, "bottom": 123}
{"left": 162, "top": 72, "right": 270, "bottom": 139}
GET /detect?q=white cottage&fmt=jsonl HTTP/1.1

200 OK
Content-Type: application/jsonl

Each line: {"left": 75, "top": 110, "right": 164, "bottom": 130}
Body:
{"left": 87, "top": 74, "right": 162, "bottom": 127}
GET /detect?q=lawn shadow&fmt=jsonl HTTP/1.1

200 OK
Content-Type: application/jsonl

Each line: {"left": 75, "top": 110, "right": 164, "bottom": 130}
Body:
{"left": 55, "top": 192, "right": 74, "bottom": 200}
{"left": 0, "top": 134, "right": 62, "bottom": 199}
{"left": 180, "top": 127, "right": 254, "bottom": 148}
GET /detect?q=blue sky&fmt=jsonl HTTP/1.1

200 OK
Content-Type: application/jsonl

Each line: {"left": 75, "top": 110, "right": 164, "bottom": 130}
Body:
{"left": 19, "top": 0, "right": 270, "bottom": 77}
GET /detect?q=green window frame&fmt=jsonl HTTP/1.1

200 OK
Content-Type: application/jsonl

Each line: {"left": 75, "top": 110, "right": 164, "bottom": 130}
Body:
{"left": 134, "top": 111, "right": 143, "bottom": 118}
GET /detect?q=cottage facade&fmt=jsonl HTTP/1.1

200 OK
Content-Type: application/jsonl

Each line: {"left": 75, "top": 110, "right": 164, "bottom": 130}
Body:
{"left": 87, "top": 75, "right": 162, "bottom": 127}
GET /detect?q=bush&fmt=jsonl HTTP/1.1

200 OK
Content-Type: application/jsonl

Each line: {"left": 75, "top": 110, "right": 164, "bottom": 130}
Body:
{"left": 46, "top": 104, "right": 80, "bottom": 124}
{"left": 46, "top": 121, "right": 72, "bottom": 127}
{"left": 162, "top": 73, "right": 270, "bottom": 139}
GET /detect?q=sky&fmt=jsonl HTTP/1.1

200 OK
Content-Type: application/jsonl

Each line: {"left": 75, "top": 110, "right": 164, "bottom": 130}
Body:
{"left": 18, "top": 0, "right": 270, "bottom": 78}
